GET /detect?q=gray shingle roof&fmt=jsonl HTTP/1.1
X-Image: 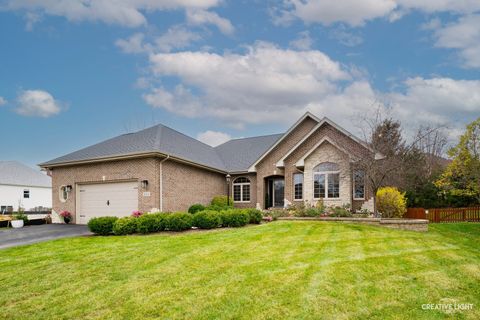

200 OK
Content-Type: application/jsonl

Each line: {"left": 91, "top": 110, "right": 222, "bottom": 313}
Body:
{"left": 0, "top": 161, "right": 51, "bottom": 188}
{"left": 41, "top": 124, "right": 227, "bottom": 170}
{"left": 40, "top": 124, "right": 284, "bottom": 173}
{"left": 214, "top": 134, "right": 283, "bottom": 172}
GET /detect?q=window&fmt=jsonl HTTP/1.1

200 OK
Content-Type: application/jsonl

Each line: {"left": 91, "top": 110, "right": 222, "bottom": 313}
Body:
{"left": 293, "top": 173, "right": 303, "bottom": 200}
{"left": 59, "top": 186, "right": 69, "bottom": 202}
{"left": 233, "top": 177, "right": 250, "bottom": 202}
{"left": 23, "top": 189, "right": 30, "bottom": 199}
{"left": 353, "top": 169, "right": 365, "bottom": 199}
{"left": 313, "top": 162, "right": 340, "bottom": 199}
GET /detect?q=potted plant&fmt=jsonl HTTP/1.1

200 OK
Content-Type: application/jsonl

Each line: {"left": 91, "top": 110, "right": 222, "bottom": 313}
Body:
{"left": 11, "top": 212, "right": 28, "bottom": 228}
{"left": 60, "top": 210, "right": 72, "bottom": 224}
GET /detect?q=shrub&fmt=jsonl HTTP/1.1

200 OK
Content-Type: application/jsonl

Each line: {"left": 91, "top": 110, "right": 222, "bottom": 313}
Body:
{"left": 12, "top": 212, "right": 28, "bottom": 224}
{"left": 136, "top": 214, "right": 159, "bottom": 234}
{"left": 87, "top": 216, "right": 118, "bottom": 235}
{"left": 328, "top": 206, "right": 353, "bottom": 217}
{"left": 267, "top": 209, "right": 289, "bottom": 221}
{"left": 113, "top": 217, "right": 138, "bottom": 235}
{"left": 192, "top": 210, "right": 222, "bottom": 229}
{"left": 165, "top": 212, "right": 193, "bottom": 231}
{"left": 188, "top": 204, "right": 206, "bottom": 214}
{"left": 220, "top": 209, "right": 249, "bottom": 227}
{"left": 210, "top": 195, "right": 233, "bottom": 209}
{"left": 377, "top": 187, "right": 407, "bottom": 218}
{"left": 245, "top": 208, "right": 262, "bottom": 224}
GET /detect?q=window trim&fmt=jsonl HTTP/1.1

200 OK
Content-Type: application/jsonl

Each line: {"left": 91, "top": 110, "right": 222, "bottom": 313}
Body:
{"left": 232, "top": 177, "right": 251, "bottom": 203}
{"left": 353, "top": 169, "right": 366, "bottom": 200}
{"left": 23, "top": 189, "right": 30, "bottom": 199}
{"left": 59, "top": 185, "right": 69, "bottom": 203}
{"left": 293, "top": 173, "right": 303, "bottom": 200}
{"left": 313, "top": 163, "right": 340, "bottom": 200}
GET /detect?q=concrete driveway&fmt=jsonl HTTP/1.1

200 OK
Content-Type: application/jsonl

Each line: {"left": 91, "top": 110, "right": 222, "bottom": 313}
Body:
{"left": 0, "top": 224, "right": 92, "bottom": 250}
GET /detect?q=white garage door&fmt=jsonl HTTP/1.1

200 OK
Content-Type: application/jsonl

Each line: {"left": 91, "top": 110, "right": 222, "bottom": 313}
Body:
{"left": 77, "top": 181, "right": 139, "bottom": 224}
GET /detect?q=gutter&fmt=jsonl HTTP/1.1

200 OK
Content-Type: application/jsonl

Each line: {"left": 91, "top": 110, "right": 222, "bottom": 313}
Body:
{"left": 159, "top": 155, "right": 170, "bottom": 212}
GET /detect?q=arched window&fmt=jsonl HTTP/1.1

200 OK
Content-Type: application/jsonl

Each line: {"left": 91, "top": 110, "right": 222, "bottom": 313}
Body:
{"left": 313, "top": 162, "right": 340, "bottom": 199}
{"left": 233, "top": 177, "right": 250, "bottom": 202}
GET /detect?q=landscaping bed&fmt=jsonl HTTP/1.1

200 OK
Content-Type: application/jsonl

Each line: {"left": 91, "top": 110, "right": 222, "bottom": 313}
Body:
{"left": 277, "top": 216, "right": 429, "bottom": 231}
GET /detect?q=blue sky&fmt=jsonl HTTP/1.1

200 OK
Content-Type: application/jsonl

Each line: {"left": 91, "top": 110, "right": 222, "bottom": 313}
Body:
{"left": 0, "top": 0, "right": 479, "bottom": 168}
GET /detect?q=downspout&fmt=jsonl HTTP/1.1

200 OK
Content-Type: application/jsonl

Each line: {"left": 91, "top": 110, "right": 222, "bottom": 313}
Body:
{"left": 159, "top": 155, "right": 170, "bottom": 212}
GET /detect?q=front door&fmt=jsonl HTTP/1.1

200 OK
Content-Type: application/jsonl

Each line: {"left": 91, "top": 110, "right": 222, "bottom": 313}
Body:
{"left": 265, "top": 177, "right": 285, "bottom": 208}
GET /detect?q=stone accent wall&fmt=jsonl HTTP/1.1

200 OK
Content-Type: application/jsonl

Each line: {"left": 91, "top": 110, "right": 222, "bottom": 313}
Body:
{"left": 283, "top": 123, "right": 373, "bottom": 209}
{"left": 162, "top": 160, "right": 226, "bottom": 212}
{"left": 255, "top": 116, "right": 318, "bottom": 208}
{"left": 51, "top": 157, "right": 160, "bottom": 224}
{"left": 231, "top": 173, "right": 257, "bottom": 209}
{"left": 303, "top": 142, "right": 351, "bottom": 207}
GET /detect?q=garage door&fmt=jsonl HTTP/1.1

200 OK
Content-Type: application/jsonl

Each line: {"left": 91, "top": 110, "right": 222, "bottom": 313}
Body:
{"left": 77, "top": 181, "right": 139, "bottom": 224}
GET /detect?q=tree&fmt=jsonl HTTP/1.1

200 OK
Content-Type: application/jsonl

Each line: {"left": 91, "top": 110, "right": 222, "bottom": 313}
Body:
{"left": 435, "top": 117, "right": 480, "bottom": 205}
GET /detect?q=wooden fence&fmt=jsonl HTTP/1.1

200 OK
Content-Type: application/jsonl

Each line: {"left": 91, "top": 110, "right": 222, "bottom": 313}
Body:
{"left": 404, "top": 207, "right": 480, "bottom": 223}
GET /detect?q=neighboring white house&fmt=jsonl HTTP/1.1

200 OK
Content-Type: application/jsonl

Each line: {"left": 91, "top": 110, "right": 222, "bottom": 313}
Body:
{"left": 0, "top": 161, "right": 51, "bottom": 213}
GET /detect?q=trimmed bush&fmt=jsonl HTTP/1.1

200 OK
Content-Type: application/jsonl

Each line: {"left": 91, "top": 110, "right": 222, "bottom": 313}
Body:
{"left": 113, "top": 217, "right": 138, "bottom": 235}
{"left": 210, "top": 195, "right": 233, "bottom": 209}
{"left": 245, "top": 208, "right": 262, "bottom": 224}
{"left": 221, "top": 209, "right": 249, "bottom": 228}
{"left": 188, "top": 204, "right": 206, "bottom": 214}
{"left": 165, "top": 212, "right": 193, "bottom": 231}
{"left": 136, "top": 214, "right": 159, "bottom": 234}
{"left": 377, "top": 187, "right": 407, "bottom": 218}
{"left": 87, "top": 216, "right": 118, "bottom": 235}
{"left": 192, "top": 210, "right": 222, "bottom": 229}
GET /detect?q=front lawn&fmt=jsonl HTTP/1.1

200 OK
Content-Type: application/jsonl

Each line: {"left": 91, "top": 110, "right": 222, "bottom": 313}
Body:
{"left": 1, "top": 222, "right": 479, "bottom": 319}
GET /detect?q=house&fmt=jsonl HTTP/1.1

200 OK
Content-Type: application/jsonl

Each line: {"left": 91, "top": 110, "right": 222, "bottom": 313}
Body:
{"left": 0, "top": 161, "right": 52, "bottom": 213}
{"left": 40, "top": 112, "right": 374, "bottom": 224}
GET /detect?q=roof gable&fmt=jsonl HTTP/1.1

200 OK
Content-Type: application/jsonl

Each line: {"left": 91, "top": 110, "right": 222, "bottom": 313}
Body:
{"left": 276, "top": 117, "right": 371, "bottom": 167}
{"left": 247, "top": 112, "right": 320, "bottom": 172}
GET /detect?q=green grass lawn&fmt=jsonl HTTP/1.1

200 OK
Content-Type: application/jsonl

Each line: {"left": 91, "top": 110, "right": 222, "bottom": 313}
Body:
{"left": 1, "top": 222, "right": 479, "bottom": 320}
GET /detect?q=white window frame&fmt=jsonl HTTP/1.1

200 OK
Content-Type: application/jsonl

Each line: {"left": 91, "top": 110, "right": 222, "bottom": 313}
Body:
{"left": 293, "top": 173, "right": 303, "bottom": 200}
{"left": 313, "top": 163, "right": 340, "bottom": 200}
{"left": 233, "top": 177, "right": 251, "bottom": 203}
{"left": 353, "top": 169, "right": 365, "bottom": 200}
{"left": 59, "top": 185, "right": 69, "bottom": 203}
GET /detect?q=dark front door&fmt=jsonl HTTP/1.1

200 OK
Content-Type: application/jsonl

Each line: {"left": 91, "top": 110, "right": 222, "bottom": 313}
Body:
{"left": 265, "top": 177, "right": 285, "bottom": 208}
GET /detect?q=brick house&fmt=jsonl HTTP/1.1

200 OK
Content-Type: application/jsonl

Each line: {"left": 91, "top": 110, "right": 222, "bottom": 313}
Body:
{"left": 40, "top": 112, "right": 374, "bottom": 224}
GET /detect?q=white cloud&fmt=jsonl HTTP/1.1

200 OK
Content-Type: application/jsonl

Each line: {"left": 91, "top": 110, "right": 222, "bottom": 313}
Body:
{"left": 289, "top": 31, "right": 313, "bottom": 50}
{"left": 329, "top": 26, "right": 363, "bottom": 47}
{"left": 196, "top": 130, "right": 231, "bottom": 146}
{"left": 155, "top": 25, "right": 202, "bottom": 52}
{"left": 15, "top": 89, "right": 62, "bottom": 117}
{"left": 142, "top": 42, "right": 479, "bottom": 139}
{"left": 433, "top": 14, "right": 480, "bottom": 68}
{"left": 116, "top": 26, "right": 201, "bottom": 54}
{"left": 186, "top": 9, "right": 234, "bottom": 35}
{"left": 0, "top": 96, "right": 7, "bottom": 106}
{"left": 4, "top": 0, "right": 221, "bottom": 28}
{"left": 278, "top": 0, "right": 480, "bottom": 27}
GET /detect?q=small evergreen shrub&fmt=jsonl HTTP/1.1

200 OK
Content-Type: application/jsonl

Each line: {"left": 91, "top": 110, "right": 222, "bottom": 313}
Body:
{"left": 245, "top": 208, "right": 262, "bottom": 224}
{"left": 328, "top": 206, "right": 353, "bottom": 217}
{"left": 210, "top": 195, "right": 233, "bottom": 209}
{"left": 221, "top": 209, "right": 249, "bottom": 227}
{"left": 113, "top": 217, "right": 138, "bottom": 235}
{"left": 188, "top": 204, "right": 206, "bottom": 214}
{"left": 192, "top": 210, "right": 222, "bottom": 229}
{"left": 377, "top": 187, "right": 407, "bottom": 218}
{"left": 87, "top": 216, "right": 118, "bottom": 235}
{"left": 165, "top": 212, "right": 193, "bottom": 231}
{"left": 136, "top": 214, "right": 158, "bottom": 234}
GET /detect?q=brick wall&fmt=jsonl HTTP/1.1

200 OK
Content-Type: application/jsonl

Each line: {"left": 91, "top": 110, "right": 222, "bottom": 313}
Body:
{"left": 51, "top": 157, "right": 160, "bottom": 223}
{"left": 161, "top": 160, "right": 226, "bottom": 212}
{"left": 255, "top": 116, "right": 318, "bottom": 208}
